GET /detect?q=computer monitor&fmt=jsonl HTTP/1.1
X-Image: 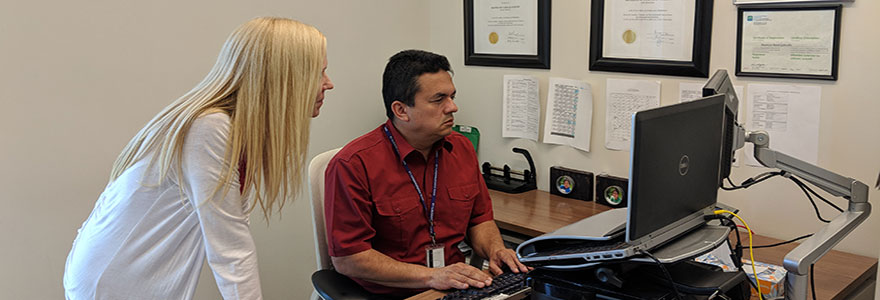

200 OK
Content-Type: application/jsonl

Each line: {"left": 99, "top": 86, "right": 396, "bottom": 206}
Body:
{"left": 702, "top": 69, "right": 741, "bottom": 184}
{"left": 626, "top": 95, "right": 726, "bottom": 246}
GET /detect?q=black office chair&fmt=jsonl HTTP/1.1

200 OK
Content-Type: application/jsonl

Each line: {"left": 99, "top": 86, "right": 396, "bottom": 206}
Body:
{"left": 311, "top": 269, "right": 383, "bottom": 300}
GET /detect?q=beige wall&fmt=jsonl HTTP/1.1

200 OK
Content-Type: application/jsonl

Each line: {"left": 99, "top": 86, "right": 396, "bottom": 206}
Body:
{"left": 0, "top": 1, "right": 428, "bottom": 298}
{"left": 428, "top": 0, "right": 879, "bottom": 257}
{"left": 3, "top": 0, "right": 877, "bottom": 298}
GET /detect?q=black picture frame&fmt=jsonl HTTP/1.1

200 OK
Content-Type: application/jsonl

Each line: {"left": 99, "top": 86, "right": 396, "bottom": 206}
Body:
{"left": 464, "top": 0, "right": 551, "bottom": 69}
{"left": 588, "top": 0, "right": 714, "bottom": 78}
{"left": 736, "top": 5, "right": 841, "bottom": 81}
{"left": 733, "top": 0, "right": 853, "bottom": 4}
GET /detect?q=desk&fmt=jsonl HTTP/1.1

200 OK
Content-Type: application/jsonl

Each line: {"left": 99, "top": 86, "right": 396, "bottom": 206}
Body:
{"left": 409, "top": 189, "right": 876, "bottom": 300}
{"left": 737, "top": 233, "right": 876, "bottom": 300}
{"left": 489, "top": 189, "right": 612, "bottom": 237}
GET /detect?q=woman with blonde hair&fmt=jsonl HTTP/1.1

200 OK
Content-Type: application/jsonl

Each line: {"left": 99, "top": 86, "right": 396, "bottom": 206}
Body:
{"left": 63, "top": 17, "right": 333, "bottom": 299}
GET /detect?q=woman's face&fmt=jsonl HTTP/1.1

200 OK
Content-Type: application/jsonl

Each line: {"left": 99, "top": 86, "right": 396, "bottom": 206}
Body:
{"left": 312, "top": 56, "right": 334, "bottom": 117}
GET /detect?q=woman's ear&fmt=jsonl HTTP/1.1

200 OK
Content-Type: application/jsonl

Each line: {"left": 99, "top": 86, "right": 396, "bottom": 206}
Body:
{"left": 391, "top": 100, "right": 409, "bottom": 122}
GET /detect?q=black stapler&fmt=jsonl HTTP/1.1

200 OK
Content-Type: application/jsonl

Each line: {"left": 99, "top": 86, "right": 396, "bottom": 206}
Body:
{"left": 481, "top": 148, "right": 537, "bottom": 194}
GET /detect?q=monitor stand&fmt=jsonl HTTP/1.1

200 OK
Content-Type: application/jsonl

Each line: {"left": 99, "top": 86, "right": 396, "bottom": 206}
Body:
{"left": 629, "top": 224, "right": 731, "bottom": 264}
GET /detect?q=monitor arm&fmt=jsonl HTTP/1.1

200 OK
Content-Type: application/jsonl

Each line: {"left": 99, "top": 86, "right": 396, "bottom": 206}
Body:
{"left": 741, "top": 130, "right": 871, "bottom": 300}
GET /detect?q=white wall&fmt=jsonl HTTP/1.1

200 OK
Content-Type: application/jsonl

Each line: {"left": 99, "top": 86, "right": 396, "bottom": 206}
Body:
{"left": 0, "top": 1, "right": 428, "bottom": 298}
{"left": 428, "top": 0, "right": 879, "bottom": 259}
{"left": 3, "top": 0, "right": 877, "bottom": 298}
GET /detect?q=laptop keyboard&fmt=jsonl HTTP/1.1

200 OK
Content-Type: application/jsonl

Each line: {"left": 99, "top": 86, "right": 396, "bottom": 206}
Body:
{"left": 528, "top": 240, "right": 629, "bottom": 258}
{"left": 563, "top": 241, "right": 629, "bottom": 254}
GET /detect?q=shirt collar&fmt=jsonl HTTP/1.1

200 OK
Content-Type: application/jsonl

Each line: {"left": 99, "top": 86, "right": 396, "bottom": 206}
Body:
{"left": 383, "top": 119, "right": 454, "bottom": 163}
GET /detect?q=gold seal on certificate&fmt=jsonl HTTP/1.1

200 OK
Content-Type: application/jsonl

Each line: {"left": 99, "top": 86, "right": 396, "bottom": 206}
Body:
{"left": 489, "top": 32, "right": 499, "bottom": 44}
{"left": 622, "top": 29, "right": 637, "bottom": 44}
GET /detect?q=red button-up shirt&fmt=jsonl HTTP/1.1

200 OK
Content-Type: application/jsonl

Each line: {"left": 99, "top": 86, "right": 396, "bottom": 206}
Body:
{"left": 324, "top": 120, "right": 494, "bottom": 297}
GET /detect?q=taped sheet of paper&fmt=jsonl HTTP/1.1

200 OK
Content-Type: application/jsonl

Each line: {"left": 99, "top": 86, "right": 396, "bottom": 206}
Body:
{"left": 605, "top": 78, "right": 660, "bottom": 151}
{"left": 679, "top": 82, "right": 744, "bottom": 104}
{"left": 744, "top": 84, "right": 821, "bottom": 166}
{"left": 541, "top": 77, "right": 593, "bottom": 152}
{"left": 502, "top": 75, "right": 540, "bottom": 141}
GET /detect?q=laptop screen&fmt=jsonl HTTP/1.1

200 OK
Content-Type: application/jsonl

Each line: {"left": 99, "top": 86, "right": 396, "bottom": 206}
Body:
{"left": 626, "top": 95, "right": 726, "bottom": 244}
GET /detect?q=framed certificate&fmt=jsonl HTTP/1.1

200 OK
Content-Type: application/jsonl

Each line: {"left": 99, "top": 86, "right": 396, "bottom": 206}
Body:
{"left": 736, "top": 5, "right": 841, "bottom": 80}
{"left": 589, "top": 0, "right": 714, "bottom": 78}
{"left": 733, "top": 0, "right": 853, "bottom": 5}
{"left": 464, "top": 0, "right": 551, "bottom": 69}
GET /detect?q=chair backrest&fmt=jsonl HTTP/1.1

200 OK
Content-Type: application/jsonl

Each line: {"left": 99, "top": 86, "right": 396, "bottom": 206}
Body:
{"left": 309, "top": 147, "right": 342, "bottom": 270}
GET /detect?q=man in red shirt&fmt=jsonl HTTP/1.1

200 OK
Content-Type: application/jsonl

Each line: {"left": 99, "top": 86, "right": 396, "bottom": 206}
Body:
{"left": 324, "top": 50, "right": 528, "bottom": 298}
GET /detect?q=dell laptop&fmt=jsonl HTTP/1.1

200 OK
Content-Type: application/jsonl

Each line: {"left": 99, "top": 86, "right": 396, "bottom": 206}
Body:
{"left": 517, "top": 95, "right": 727, "bottom": 267}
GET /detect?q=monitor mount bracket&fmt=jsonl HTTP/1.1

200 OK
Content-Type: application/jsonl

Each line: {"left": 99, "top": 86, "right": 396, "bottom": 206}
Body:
{"left": 735, "top": 128, "right": 871, "bottom": 300}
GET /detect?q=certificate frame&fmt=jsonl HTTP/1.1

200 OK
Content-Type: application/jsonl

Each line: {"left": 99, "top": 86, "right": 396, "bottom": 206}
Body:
{"left": 588, "top": 0, "right": 714, "bottom": 78}
{"left": 733, "top": 0, "right": 853, "bottom": 5}
{"left": 464, "top": 0, "right": 551, "bottom": 69}
{"left": 736, "top": 5, "right": 841, "bottom": 80}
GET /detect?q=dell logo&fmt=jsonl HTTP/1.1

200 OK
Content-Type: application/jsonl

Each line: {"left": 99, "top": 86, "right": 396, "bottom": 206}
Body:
{"left": 679, "top": 155, "right": 690, "bottom": 176}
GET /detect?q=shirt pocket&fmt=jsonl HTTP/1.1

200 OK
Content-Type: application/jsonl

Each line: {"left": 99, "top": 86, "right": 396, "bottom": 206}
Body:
{"left": 448, "top": 182, "right": 479, "bottom": 202}
{"left": 445, "top": 182, "right": 480, "bottom": 230}
{"left": 374, "top": 196, "right": 422, "bottom": 249}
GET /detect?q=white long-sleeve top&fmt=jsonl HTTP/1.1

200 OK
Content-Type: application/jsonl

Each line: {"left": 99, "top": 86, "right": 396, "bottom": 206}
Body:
{"left": 64, "top": 113, "right": 262, "bottom": 300}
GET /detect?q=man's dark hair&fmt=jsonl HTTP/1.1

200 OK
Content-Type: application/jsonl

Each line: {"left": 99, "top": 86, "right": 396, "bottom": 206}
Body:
{"left": 382, "top": 50, "right": 452, "bottom": 120}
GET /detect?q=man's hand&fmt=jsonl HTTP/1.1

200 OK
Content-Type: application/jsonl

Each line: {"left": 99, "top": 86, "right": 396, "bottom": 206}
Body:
{"left": 466, "top": 221, "right": 532, "bottom": 276}
{"left": 487, "top": 248, "right": 531, "bottom": 276}
{"left": 426, "top": 262, "right": 492, "bottom": 290}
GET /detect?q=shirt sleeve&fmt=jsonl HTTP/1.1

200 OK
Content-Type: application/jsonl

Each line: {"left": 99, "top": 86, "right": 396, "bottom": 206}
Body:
{"left": 181, "top": 113, "right": 262, "bottom": 300}
{"left": 324, "top": 153, "right": 376, "bottom": 257}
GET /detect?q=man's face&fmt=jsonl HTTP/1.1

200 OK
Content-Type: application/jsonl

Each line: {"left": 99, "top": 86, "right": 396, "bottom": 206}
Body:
{"left": 402, "top": 71, "right": 458, "bottom": 141}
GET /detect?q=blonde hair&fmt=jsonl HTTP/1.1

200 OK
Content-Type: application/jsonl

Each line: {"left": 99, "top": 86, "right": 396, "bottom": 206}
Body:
{"left": 110, "top": 17, "right": 326, "bottom": 219}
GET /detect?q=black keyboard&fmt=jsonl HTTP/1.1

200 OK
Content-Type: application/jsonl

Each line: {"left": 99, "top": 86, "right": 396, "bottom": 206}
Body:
{"left": 438, "top": 272, "right": 529, "bottom": 300}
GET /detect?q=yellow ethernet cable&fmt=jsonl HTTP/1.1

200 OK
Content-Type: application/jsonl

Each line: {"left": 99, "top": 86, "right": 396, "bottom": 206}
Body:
{"left": 714, "top": 209, "right": 763, "bottom": 300}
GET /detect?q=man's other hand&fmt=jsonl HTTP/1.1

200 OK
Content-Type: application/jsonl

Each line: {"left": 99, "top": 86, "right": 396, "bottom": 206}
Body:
{"left": 487, "top": 248, "right": 531, "bottom": 276}
{"left": 426, "top": 262, "right": 492, "bottom": 290}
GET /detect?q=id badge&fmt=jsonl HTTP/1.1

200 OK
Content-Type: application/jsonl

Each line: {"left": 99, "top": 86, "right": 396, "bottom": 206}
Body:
{"left": 425, "top": 243, "right": 445, "bottom": 268}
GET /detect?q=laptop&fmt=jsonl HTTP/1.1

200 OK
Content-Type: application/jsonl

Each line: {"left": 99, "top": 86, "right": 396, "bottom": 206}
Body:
{"left": 517, "top": 95, "right": 726, "bottom": 267}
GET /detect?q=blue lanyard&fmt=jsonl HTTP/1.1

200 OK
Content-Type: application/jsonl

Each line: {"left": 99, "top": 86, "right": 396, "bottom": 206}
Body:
{"left": 383, "top": 125, "right": 440, "bottom": 245}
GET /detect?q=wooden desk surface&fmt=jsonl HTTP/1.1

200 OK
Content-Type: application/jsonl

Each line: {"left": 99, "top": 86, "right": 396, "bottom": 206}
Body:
{"left": 739, "top": 233, "right": 876, "bottom": 300}
{"left": 409, "top": 190, "right": 876, "bottom": 299}
{"left": 489, "top": 189, "right": 613, "bottom": 237}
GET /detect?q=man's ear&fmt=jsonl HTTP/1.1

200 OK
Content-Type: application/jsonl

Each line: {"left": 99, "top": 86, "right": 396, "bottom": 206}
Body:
{"left": 391, "top": 100, "right": 409, "bottom": 122}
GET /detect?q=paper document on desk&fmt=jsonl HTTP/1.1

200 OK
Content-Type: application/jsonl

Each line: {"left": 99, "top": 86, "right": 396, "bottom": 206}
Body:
{"left": 502, "top": 75, "right": 540, "bottom": 141}
{"left": 605, "top": 79, "right": 660, "bottom": 151}
{"left": 541, "top": 77, "right": 593, "bottom": 152}
{"left": 743, "top": 84, "right": 820, "bottom": 166}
